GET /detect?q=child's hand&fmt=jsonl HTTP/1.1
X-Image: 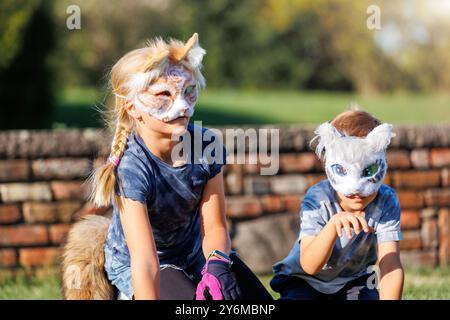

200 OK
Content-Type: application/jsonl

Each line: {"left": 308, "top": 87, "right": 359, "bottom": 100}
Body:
{"left": 330, "top": 212, "right": 375, "bottom": 239}
{"left": 195, "top": 258, "right": 242, "bottom": 300}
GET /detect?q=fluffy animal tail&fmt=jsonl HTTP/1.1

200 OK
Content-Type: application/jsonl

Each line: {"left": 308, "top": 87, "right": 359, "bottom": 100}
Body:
{"left": 61, "top": 214, "right": 114, "bottom": 300}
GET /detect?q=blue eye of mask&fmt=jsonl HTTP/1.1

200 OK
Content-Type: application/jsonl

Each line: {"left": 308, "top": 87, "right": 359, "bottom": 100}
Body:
{"left": 361, "top": 163, "right": 379, "bottom": 178}
{"left": 331, "top": 164, "right": 347, "bottom": 176}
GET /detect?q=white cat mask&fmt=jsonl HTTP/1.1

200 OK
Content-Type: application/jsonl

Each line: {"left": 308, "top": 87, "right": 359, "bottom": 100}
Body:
{"left": 312, "top": 122, "right": 395, "bottom": 197}
{"left": 115, "top": 33, "right": 206, "bottom": 122}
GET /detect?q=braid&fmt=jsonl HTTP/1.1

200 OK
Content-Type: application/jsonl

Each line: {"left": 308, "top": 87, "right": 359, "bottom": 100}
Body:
{"left": 88, "top": 108, "right": 132, "bottom": 208}
{"left": 111, "top": 123, "right": 131, "bottom": 160}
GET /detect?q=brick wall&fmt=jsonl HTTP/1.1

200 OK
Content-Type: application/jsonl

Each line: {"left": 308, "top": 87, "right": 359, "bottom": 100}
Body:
{"left": 0, "top": 125, "right": 449, "bottom": 275}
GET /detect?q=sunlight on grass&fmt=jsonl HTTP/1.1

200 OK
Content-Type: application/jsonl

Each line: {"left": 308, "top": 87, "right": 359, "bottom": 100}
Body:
{"left": 0, "top": 266, "right": 448, "bottom": 300}
{"left": 52, "top": 87, "right": 450, "bottom": 128}
{"left": 258, "top": 266, "right": 450, "bottom": 300}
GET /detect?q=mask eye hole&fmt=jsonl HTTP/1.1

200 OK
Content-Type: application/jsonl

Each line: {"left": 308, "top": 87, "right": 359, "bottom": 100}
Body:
{"left": 362, "top": 163, "right": 379, "bottom": 178}
{"left": 155, "top": 90, "right": 171, "bottom": 97}
{"left": 184, "top": 85, "right": 196, "bottom": 95}
{"left": 331, "top": 164, "right": 347, "bottom": 176}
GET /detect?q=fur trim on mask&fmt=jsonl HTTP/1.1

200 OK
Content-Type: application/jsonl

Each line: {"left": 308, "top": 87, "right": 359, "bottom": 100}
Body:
{"left": 117, "top": 33, "right": 206, "bottom": 100}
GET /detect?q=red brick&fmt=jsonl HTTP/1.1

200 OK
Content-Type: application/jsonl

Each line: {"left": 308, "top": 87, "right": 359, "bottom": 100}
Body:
{"left": 22, "top": 202, "right": 56, "bottom": 223}
{"left": 271, "top": 175, "right": 308, "bottom": 194}
{"left": 224, "top": 164, "right": 243, "bottom": 195}
{"left": 430, "top": 148, "right": 450, "bottom": 168}
{"left": 400, "top": 230, "right": 422, "bottom": 250}
{"left": 226, "top": 196, "right": 262, "bottom": 219}
{"left": 72, "top": 202, "right": 111, "bottom": 220}
{"left": 50, "top": 181, "right": 88, "bottom": 200}
{"left": 0, "top": 183, "right": 52, "bottom": 202}
{"left": 49, "top": 223, "right": 71, "bottom": 244}
{"left": 244, "top": 176, "right": 271, "bottom": 195}
{"left": 225, "top": 172, "right": 243, "bottom": 195}
{"left": 438, "top": 208, "right": 450, "bottom": 265}
{"left": 421, "top": 208, "right": 438, "bottom": 219}
{"left": 0, "top": 225, "right": 48, "bottom": 246}
{"left": 283, "top": 194, "right": 303, "bottom": 213}
{"left": 383, "top": 172, "right": 392, "bottom": 186}
{"left": 442, "top": 168, "right": 449, "bottom": 187}
{"left": 0, "top": 160, "right": 30, "bottom": 182}
{"left": 305, "top": 174, "right": 327, "bottom": 188}
{"left": 260, "top": 195, "right": 284, "bottom": 213}
{"left": 280, "top": 153, "right": 319, "bottom": 173}
{"left": 57, "top": 201, "right": 83, "bottom": 222}
{"left": 0, "top": 204, "right": 21, "bottom": 224}
{"left": 411, "top": 149, "right": 430, "bottom": 169}
{"left": 19, "top": 247, "right": 61, "bottom": 267}
{"left": 243, "top": 163, "right": 260, "bottom": 174}
{"left": 400, "top": 250, "right": 438, "bottom": 267}
{"left": 22, "top": 201, "right": 82, "bottom": 223}
{"left": 424, "top": 188, "right": 450, "bottom": 207}
{"left": 386, "top": 150, "right": 411, "bottom": 169}
{"left": 392, "top": 171, "right": 441, "bottom": 189}
{"left": 93, "top": 157, "right": 107, "bottom": 170}
{"left": 398, "top": 190, "right": 424, "bottom": 209}
{"left": 0, "top": 249, "right": 17, "bottom": 267}
{"left": 32, "top": 158, "right": 91, "bottom": 180}
{"left": 401, "top": 210, "right": 421, "bottom": 230}
{"left": 421, "top": 218, "right": 438, "bottom": 249}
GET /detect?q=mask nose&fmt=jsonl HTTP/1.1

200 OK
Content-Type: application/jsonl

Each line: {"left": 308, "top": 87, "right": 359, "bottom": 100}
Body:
{"left": 173, "top": 96, "right": 190, "bottom": 113}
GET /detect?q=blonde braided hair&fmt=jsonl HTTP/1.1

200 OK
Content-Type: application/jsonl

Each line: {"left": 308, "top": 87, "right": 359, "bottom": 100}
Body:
{"left": 88, "top": 33, "right": 206, "bottom": 208}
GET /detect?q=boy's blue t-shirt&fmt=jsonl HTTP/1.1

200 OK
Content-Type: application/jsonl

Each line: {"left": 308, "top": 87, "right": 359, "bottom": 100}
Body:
{"left": 272, "top": 180, "right": 403, "bottom": 294}
{"left": 104, "top": 123, "right": 226, "bottom": 272}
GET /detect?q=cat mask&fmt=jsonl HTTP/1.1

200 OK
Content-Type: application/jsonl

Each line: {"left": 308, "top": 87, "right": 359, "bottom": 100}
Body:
{"left": 116, "top": 33, "right": 206, "bottom": 122}
{"left": 312, "top": 122, "right": 395, "bottom": 197}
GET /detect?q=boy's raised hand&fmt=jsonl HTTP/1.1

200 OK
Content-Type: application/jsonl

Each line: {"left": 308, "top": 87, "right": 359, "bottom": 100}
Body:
{"left": 330, "top": 212, "right": 375, "bottom": 239}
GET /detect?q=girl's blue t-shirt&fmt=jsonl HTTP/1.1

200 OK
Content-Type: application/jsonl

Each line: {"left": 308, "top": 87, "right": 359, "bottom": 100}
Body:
{"left": 104, "top": 123, "right": 226, "bottom": 271}
{"left": 272, "top": 180, "right": 403, "bottom": 294}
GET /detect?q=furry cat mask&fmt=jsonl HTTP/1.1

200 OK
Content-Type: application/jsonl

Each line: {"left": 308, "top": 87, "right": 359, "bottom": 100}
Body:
{"left": 116, "top": 33, "right": 206, "bottom": 122}
{"left": 312, "top": 122, "right": 395, "bottom": 197}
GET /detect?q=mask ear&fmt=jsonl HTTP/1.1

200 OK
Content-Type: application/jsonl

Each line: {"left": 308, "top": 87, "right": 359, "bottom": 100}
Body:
{"left": 312, "top": 122, "right": 343, "bottom": 159}
{"left": 172, "top": 33, "right": 206, "bottom": 69}
{"left": 185, "top": 33, "right": 206, "bottom": 69}
{"left": 365, "top": 123, "right": 395, "bottom": 152}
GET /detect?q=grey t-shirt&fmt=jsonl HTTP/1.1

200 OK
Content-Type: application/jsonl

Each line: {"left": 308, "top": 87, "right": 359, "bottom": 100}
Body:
{"left": 272, "top": 180, "right": 403, "bottom": 294}
{"left": 104, "top": 123, "right": 226, "bottom": 273}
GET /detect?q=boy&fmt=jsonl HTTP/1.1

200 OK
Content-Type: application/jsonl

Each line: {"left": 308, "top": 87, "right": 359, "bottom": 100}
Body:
{"left": 270, "top": 110, "right": 404, "bottom": 300}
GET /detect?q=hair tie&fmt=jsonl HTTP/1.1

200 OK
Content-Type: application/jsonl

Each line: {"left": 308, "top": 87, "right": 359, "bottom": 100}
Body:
{"left": 108, "top": 155, "right": 120, "bottom": 167}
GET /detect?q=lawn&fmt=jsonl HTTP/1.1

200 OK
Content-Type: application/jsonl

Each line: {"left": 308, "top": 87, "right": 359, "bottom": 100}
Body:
{"left": 0, "top": 266, "right": 449, "bottom": 300}
{"left": 51, "top": 87, "right": 450, "bottom": 128}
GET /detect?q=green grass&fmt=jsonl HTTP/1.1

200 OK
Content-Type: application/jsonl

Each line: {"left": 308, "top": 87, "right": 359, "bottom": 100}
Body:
{"left": 0, "top": 273, "right": 62, "bottom": 300}
{"left": 0, "top": 267, "right": 448, "bottom": 300}
{"left": 52, "top": 87, "right": 450, "bottom": 128}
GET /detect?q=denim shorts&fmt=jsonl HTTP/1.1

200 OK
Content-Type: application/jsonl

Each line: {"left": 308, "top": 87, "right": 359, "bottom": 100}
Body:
{"left": 104, "top": 245, "right": 206, "bottom": 300}
{"left": 270, "top": 273, "right": 379, "bottom": 300}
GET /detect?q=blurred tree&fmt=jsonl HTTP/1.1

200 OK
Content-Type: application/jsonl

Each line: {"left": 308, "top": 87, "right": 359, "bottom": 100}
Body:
{"left": 0, "top": 0, "right": 55, "bottom": 129}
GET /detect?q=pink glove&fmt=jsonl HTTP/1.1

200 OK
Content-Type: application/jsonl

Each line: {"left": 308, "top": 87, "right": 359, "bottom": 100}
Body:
{"left": 195, "top": 257, "right": 242, "bottom": 300}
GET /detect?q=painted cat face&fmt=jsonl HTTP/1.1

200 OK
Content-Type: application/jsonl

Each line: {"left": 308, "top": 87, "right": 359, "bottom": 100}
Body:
{"left": 313, "top": 122, "right": 395, "bottom": 197}
{"left": 134, "top": 64, "right": 198, "bottom": 122}
{"left": 114, "top": 33, "right": 206, "bottom": 122}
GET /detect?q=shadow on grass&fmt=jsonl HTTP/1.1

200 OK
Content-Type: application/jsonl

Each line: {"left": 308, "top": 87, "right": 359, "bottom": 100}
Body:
{"left": 50, "top": 102, "right": 275, "bottom": 128}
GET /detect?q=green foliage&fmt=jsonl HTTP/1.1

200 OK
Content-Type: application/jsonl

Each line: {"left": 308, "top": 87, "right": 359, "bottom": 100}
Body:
{"left": 1, "top": 0, "right": 450, "bottom": 129}
{"left": 0, "top": 0, "right": 38, "bottom": 70}
{"left": 0, "top": 0, "right": 55, "bottom": 129}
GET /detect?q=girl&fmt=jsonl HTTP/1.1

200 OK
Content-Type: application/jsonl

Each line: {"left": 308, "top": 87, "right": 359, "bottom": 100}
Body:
{"left": 270, "top": 110, "right": 404, "bottom": 300}
{"left": 88, "top": 33, "right": 272, "bottom": 300}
